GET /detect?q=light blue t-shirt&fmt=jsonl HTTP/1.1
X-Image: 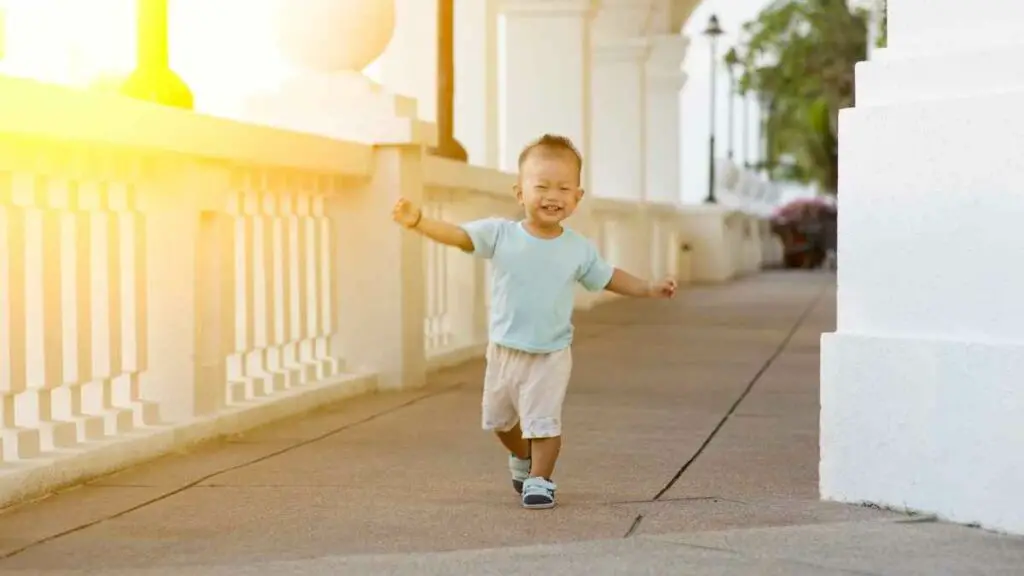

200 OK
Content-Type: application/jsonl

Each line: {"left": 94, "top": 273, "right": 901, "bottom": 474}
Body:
{"left": 460, "top": 218, "right": 615, "bottom": 353}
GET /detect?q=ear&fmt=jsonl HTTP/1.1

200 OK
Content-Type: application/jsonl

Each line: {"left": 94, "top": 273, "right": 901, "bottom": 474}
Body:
{"left": 513, "top": 183, "right": 523, "bottom": 201}
{"left": 577, "top": 188, "right": 586, "bottom": 200}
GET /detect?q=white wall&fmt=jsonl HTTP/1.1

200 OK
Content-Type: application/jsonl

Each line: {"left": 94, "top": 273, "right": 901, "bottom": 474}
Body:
{"left": 820, "top": 0, "right": 1024, "bottom": 536}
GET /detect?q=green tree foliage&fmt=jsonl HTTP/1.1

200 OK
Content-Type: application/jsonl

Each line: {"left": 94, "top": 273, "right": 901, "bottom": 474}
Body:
{"left": 736, "top": 0, "right": 873, "bottom": 194}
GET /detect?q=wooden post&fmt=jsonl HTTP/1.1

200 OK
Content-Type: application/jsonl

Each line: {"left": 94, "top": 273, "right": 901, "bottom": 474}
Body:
{"left": 120, "top": 0, "right": 194, "bottom": 109}
{"left": 431, "top": 0, "right": 468, "bottom": 161}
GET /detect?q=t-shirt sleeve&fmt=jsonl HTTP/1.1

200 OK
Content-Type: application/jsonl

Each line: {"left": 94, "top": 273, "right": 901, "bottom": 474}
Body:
{"left": 577, "top": 240, "right": 615, "bottom": 292}
{"left": 458, "top": 217, "right": 505, "bottom": 258}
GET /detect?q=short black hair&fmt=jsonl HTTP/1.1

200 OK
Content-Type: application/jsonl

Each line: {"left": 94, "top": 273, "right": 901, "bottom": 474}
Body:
{"left": 517, "top": 134, "right": 583, "bottom": 182}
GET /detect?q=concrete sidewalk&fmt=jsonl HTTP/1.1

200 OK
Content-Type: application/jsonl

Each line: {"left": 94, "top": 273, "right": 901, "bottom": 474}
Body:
{"left": 0, "top": 272, "right": 1019, "bottom": 575}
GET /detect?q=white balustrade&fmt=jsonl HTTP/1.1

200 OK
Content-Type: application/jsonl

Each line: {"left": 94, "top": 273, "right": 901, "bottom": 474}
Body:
{"left": 0, "top": 138, "right": 156, "bottom": 460}
{"left": 219, "top": 171, "right": 341, "bottom": 406}
{"left": 0, "top": 69, "right": 775, "bottom": 505}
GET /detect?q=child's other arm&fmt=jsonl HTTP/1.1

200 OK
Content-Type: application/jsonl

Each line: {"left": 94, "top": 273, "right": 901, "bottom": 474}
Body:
{"left": 578, "top": 243, "right": 674, "bottom": 298}
{"left": 606, "top": 269, "right": 677, "bottom": 298}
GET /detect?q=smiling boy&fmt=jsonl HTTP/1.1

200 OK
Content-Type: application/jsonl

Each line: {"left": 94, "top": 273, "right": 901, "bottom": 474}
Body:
{"left": 392, "top": 134, "right": 676, "bottom": 509}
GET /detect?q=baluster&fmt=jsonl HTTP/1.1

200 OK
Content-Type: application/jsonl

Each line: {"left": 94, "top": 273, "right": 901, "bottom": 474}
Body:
{"left": 241, "top": 186, "right": 269, "bottom": 399}
{"left": 21, "top": 173, "right": 77, "bottom": 450}
{"left": 0, "top": 171, "right": 41, "bottom": 460}
{"left": 296, "top": 191, "right": 317, "bottom": 383}
{"left": 437, "top": 200, "right": 451, "bottom": 348}
{"left": 260, "top": 184, "right": 286, "bottom": 392}
{"left": 224, "top": 187, "right": 248, "bottom": 404}
{"left": 64, "top": 179, "right": 105, "bottom": 441}
{"left": 278, "top": 192, "right": 302, "bottom": 387}
{"left": 311, "top": 180, "right": 338, "bottom": 379}
{"left": 124, "top": 178, "right": 159, "bottom": 426}
{"left": 423, "top": 201, "right": 436, "bottom": 351}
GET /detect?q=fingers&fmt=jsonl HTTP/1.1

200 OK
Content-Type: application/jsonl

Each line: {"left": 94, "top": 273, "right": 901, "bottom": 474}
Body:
{"left": 392, "top": 198, "right": 409, "bottom": 215}
{"left": 392, "top": 198, "right": 414, "bottom": 223}
{"left": 662, "top": 277, "right": 678, "bottom": 298}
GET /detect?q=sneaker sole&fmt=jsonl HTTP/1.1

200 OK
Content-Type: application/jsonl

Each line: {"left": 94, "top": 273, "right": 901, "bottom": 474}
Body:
{"left": 522, "top": 500, "right": 556, "bottom": 510}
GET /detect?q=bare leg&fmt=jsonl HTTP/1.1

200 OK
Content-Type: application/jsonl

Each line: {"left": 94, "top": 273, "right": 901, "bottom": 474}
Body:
{"left": 495, "top": 422, "right": 530, "bottom": 460}
{"left": 528, "top": 436, "right": 561, "bottom": 479}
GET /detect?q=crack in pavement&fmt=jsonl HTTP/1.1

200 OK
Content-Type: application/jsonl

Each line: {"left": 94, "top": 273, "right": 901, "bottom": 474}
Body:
{"left": 611, "top": 495, "right": 747, "bottom": 506}
{"left": 621, "top": 281, "right": 828, "bottom": 540}
{"left": 623, "top": 514, "right": 645, "bottom": 538}
{"left": 650, "top": 282, "right": 830, "bottom": 503}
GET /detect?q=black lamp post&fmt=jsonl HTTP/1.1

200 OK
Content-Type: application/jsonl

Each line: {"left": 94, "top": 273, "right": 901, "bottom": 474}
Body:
{"left": 759, "top": 92, "right": 772, "bottom": 178}
{"left": 431, "top": 0, "right": 468, "bottom": 161}
{"left": 742, "top": 91, "right": 751, "bottom": 168}
{"left": 120, "top": 0, "right": 193, "bottom": 109}
{"left": 703, "top": 14, "right": 724, "bottom": 204}
{"left": 723, "top": 47, "right": 739, "bottom": 162}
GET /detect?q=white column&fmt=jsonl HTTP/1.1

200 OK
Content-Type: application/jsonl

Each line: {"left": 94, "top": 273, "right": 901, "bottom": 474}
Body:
{"left": 588, "top": 0, "right": 654, "bottom": 201}
{"left": 645, "top": 34, "right": 688, "bottom": 206}
{"left": 455, "top": 0, "right": 500, "bottom": 167}
{"left": 590, "top": 36, "right": 648, "bottom": 200}
{"left": 497, "top": 0, "right": 595, "bottom": 186}
{"left": 377, "top": 0, "right": 438, "bottom": 122}
{"left": 589, "top": 33, "right": 651, "bottom": 277}
{"left": 821, "top": 0, "right": 1024, "bottom": 535}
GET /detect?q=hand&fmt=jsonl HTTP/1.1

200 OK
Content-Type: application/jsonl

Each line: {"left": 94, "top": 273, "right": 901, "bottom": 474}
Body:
{"left": 648, "top": 277, "right": 678, "bottom": 299}
{"left": 392, "top": 198, "right": 422, "bottom": 228}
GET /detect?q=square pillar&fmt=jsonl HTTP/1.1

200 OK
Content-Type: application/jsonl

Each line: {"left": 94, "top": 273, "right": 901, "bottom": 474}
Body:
{"left": 497, "top": 0, "right": 595, "bottom": 187}
{"left": 330, "top": 146, "right": 427, "bottom": 391}
{"left": 820, "top": 0, "right": 1024, "bottom": 535}
{"left": 589, "top": 38, "right": 652, "bottom": 277}
{"left": 590, "top": 37, "right": 648, "bottom": 202}
{"left": 455, "top": 0, "right": 500, "bottom": 167}
{"left": 645, "top": 34, "right": 688, "bottom": 206}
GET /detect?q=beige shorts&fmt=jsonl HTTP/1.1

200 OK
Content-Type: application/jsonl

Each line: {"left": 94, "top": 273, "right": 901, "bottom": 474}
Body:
{"left": 481, "top": 342, "right": 573, "bottom": 439}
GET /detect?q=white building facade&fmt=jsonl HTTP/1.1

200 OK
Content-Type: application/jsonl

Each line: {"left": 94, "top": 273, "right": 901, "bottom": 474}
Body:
{"left": 821, "top": 0, "right": 1024, "bottom": 535}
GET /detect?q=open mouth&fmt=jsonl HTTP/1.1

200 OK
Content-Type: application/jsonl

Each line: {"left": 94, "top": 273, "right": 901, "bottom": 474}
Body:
{"left": 541, "top": 205, "right": 563, "bottom": 215}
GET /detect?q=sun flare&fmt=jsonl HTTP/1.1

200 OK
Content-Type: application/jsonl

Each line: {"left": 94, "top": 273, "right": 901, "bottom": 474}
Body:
{"left": 0, "top": 0, "right": 301, "bottom": 113}
{"left": 0, "top": 0, "right": 135, "bottom": 86}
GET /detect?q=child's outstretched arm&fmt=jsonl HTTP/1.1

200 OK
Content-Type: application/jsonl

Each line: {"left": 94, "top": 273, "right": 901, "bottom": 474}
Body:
{"left": 606, "top": 269, "right": 678, "bottom": 298}
{"left": 577, "top": 242, "right": 677, "bottom": 298}
{"left": 392, "top": 198, "right": 474, "bottom": 252}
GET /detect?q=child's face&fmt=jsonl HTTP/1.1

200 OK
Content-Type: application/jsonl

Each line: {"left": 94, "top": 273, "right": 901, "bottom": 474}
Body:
{"left": 516, "top": 149, "right": 583, "bottom": 227}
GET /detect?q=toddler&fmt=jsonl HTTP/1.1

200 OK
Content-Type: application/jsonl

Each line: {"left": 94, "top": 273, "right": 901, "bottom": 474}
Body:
{"left": 392, "top": 134, "right": 677, "bottom": 509}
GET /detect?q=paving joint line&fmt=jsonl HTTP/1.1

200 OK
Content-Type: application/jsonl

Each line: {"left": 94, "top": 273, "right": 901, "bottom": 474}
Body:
{"left": 0, "top": 382, "right": 466, "bottom": 561}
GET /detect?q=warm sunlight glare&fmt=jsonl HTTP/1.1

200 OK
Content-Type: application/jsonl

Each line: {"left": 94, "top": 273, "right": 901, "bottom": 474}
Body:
{"left": 0, "top": 0, "right": 294, "bottom": 114}
{"left": 0, "top": 0, "right": 385, "bottom": 116}
{"left": 0, "top": 0, "right": 134, "bottom": 86}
